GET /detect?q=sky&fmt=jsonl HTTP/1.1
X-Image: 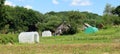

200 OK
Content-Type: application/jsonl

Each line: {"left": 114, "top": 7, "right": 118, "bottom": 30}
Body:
{"left": 5, "top": 0, "right": 120, "bottom": 15}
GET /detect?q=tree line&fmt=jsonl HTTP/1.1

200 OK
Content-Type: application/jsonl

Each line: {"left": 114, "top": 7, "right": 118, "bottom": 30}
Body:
{"left": 0, "top": 0, "right": 120, "bottom": 34}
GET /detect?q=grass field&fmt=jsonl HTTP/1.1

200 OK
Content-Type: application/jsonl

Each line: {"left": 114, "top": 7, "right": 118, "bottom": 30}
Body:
{"left": 0, "top": 27, "right": 120, "bottom": 54}
{"left": 0, "top": 43, "right": 120, "bottom": 54}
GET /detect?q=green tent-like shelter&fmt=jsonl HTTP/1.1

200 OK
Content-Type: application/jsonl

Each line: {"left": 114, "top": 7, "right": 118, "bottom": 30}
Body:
{"left": 85, "top": 27, "right": 98, "bottom": 34}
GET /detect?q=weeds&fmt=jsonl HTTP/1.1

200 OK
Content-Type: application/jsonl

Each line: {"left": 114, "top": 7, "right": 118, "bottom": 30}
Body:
{"left": 0, "top": 34, "right": 18, "bottom": 44}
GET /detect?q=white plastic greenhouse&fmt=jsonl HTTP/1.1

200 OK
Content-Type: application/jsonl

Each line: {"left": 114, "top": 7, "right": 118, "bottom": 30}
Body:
{"left": 42, "top": 31, "right": 52, "bottom": 37}
{"left": 18, "top": 32, "right": 39, "bottom": 43}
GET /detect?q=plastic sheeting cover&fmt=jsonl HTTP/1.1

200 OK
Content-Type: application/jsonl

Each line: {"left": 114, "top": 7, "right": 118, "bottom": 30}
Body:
{"left": 18, "top": 32, "right": 39, "bottom": 43}
{"left": 85, "top": 27, "right": 98, "bottom": 34}
{"left": 42, "top": 31, "right": 52, "bottom": 37}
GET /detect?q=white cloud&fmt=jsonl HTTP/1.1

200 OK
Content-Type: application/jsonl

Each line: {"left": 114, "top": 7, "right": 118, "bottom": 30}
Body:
{"left": 71, "top": 0, "right": 92, "bottom": 6}
{"left": 52, "top": 0, "right": 59, "bottom": 5}
{"left": 24, "top": 5, "right": 32, "bottom": 9}
{"left": 5, "top": 1, "right": 15, "bottom": 6}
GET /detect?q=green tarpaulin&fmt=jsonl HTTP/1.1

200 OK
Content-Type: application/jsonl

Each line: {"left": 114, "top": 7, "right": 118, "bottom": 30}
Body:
{"left": 85, "top": 27, "right": 98, "bottom": 34}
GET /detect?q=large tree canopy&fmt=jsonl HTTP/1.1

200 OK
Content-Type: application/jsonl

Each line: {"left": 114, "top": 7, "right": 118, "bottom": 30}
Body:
{"left": 0, "top": 0, "right": 5, "bottom": 6}
{"left": 103, "top": 5, "right": 120, "bottom": 25}
{"left": 0, "top": 0, "right": 8, "bottom": 33}
{"left": 0, "top": 5, "right": 44, "bottom": 33}
{"left": 103, "top": 3, "right": 115, "bottom": 15}
{"left": 113, "top": 5, "right": 120, "bottom": 17}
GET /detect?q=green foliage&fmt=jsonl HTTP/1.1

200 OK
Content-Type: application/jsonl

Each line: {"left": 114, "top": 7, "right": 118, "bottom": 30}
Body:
{"left": 0, "top": 34, "right": 18, "bottom": 44}
{"left": 103, "top": 4, "right": 120, "bottom": 25}
{"left": 67, "top": 11, "right": 85, "bottom": 23}
{"left": 81, "top": 12, "right": 102, "bottom": 27}
{"left": 0, "top": 0, "right": 5, "bottom": 6}
{"left": 41, "top": 15, "right": 62, "bottom": 32}
{"left": 102, "top": 14, "right": 120, "bottom": 25}
{"left": 44, "top": 11, "right": 102, "bottom": 34}
{"left": 0, "top": 24, "right": 9, "bottom": 34}
{"left": 0, "top": 5, "right": 44, "bottom": 33}
{"left": 103, "top": 3, "right": 115, "bottom": 15}
{"left": 0, "top": 0, "right": 8, "bottom": 32}
{"left": 0, "top": 4, "right": 120, "bottom": 35}
{"left": 113, "top": 5, "right": 120, "bottom": 17}
{"left": 67, "top": 22, "right": 78, "bottom": 34}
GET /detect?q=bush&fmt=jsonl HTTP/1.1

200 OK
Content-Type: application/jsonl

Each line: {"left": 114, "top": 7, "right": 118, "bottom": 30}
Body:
{"left": 0, "top": 34, "right": 18, "bottom": 44}
{"left": 63, "top": 22, "right": 78, "bottom": 35}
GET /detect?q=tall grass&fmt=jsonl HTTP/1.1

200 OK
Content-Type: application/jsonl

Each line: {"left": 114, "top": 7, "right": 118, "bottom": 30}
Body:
{"left": 0, "top": 34, "right": 18, "bottom": 44}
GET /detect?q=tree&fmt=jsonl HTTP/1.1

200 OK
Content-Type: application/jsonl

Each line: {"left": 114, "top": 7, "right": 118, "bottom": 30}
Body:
{"left": 67, "top": 11, "right": 86, "bottom": 26}
{"left": 42, "top": 15, "right": 62, "bottom": 32}
{"left": 0, "top": 0, "right": 5, "bottom": 6}
{"left": 103, "top": 3, "right": 115, "bottom": 15}
{"left": 0, "top": 5, "right": 44, "bottom": 33}
{"left": 112, "top": 5, "right": 120, "bottom": 17}
{"left": 0, "top": 0, "right": 9, "bottom": 33}
{"left": 12, "top": 6, "right": 44, "bottom": 32}
{"left": 81, "top": 12, "right": 102, "bottom": 27}
{"left": 0, "top": 0, "right": 6, "bottom": 26}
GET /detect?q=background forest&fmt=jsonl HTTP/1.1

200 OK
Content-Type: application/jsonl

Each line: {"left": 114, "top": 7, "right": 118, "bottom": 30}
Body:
{"left": 0, "top": 0, "right": 120, "bottom": 35}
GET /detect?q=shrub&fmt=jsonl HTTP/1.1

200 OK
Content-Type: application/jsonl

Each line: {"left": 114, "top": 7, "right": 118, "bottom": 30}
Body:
{"left": 0, "top": 34, "right": 18, "bottom": 44}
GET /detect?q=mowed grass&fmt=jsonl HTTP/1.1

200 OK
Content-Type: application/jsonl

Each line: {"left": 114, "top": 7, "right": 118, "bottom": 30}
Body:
{"left": 0, "top": 27, "right": 120, "bottom": 54}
